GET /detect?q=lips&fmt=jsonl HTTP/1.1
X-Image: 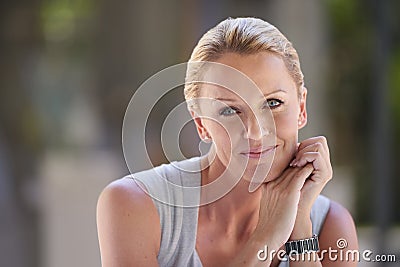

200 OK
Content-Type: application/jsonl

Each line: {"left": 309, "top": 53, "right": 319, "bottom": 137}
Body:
{"left": 240, "top": 145, "right": 278, "bottom": 158}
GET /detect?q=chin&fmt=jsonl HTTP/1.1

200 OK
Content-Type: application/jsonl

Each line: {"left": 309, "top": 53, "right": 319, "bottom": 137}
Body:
{"left": 238, "top": 162, "right": 272, "bottom": 183}
{"left": 255, "top": 155, "right": 290, "bottom": 182}
{"left": 263, "top": 169, "right": 281, "bottom": 183}
{"left": 269, "top": 159, "right": 291, "bottom": 179}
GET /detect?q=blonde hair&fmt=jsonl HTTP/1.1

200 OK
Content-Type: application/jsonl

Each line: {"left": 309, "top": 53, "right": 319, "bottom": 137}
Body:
{"left": 184, "top": 17, "right": 304, "bottom": 105}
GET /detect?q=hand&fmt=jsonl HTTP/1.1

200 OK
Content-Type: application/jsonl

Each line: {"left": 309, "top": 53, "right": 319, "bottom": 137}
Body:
{"left": 290, "top": 136, "right": 332, "bottom": 213}
{"left": 253, "top": 163, "right": 314, "bottom": 249}
{"left": 289, "top": 136, "right": 333, "bottom": 238}
{"left": 252, "top": 136, "right": 332, "bottom": 247}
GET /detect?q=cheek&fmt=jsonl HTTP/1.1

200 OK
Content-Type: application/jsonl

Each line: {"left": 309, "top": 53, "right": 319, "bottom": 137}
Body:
{"left": 206, "top": 122, "right": 231, "bottom": 146}
{"left": 274, "top": 111, "right": 299, "bottom": 140}
{"left": 268, "top": 111, "right": 299, "bottom": 175}
{"left": 207, "top": 122, "right": 246, "bottom": 160}
{"left": 207, "top": 119, "right": 243, "bottom": 143}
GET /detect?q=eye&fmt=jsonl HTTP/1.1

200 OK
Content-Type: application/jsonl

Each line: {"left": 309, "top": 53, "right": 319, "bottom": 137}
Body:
{"left": 264, "top": 99, "right": 283, "bottom": 109}
{"left": 219, "top": 106, "right": 240, "bottom": 116}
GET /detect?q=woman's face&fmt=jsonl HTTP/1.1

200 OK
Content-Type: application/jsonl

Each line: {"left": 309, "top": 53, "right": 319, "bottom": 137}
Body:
{"left": 193, "top": 52, "right": 307, "bottom": 183}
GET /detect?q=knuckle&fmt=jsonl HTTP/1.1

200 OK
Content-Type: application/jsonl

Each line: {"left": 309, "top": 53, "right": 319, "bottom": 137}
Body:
{"left": 293, "top": 170, "right": 306, "bottom": 181}
{"left": 321, "top": 136, "right": 329, "bottom": 147}
{"left": 314, "top": 142, "right": 323, "bottom": 151}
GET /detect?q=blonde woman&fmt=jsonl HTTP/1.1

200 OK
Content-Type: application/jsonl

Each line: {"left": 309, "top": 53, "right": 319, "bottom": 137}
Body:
{"left": 97, "top": 17, "right": 358, "bottom": 266}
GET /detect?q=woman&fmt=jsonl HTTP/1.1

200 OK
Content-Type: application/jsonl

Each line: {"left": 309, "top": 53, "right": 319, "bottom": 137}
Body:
{"left": 97, "top": 17, "right": 358, "bottom": 266}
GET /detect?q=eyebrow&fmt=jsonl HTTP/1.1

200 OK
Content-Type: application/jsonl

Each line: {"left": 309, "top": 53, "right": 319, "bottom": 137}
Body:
{"left": 213, "top": 89, "right": 288, "bottom": 102}
{"left": 264, "top": 89, "right": 288, "bottom": 96}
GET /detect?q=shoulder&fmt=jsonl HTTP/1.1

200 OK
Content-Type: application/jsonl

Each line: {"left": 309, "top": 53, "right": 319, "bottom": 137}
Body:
{"left": 319, "top": 200, "right": 359, "bottom": 265}
{"left": 98, "top": 176, "right": 156, "bottom": 211}
{"left": 96, "top": 177, "right": 161, "bottom": 266}
{"left": 97, "top": 176, "right": 160, "bottom": 232}
{"left": 321, "top": 200, "right": 357, "bottom": 240}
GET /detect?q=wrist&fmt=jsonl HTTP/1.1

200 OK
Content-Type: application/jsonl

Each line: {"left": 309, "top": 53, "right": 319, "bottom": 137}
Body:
{"left": 285, "top": 234, "right": 319, "bottom": 253}
{"left": 289, "top": 217, "right": 312, "bottom": 240}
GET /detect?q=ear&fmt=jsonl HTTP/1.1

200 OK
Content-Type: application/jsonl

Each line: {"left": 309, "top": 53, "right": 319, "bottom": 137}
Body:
{"left": 190, "top": 110, "right": 211, "bottom": 141}
{"left": 298, "top": 87, "right": 308, "bottom": 129}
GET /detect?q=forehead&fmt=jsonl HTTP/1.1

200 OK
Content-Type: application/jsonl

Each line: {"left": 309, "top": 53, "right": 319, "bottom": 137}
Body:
{"left": 199, "top": 52, "right": 296, "bottom": 101}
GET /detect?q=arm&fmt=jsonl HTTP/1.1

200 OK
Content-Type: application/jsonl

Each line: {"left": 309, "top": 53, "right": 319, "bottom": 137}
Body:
{"left": 318, "top": 201, "right": 358, "bottom": 266}
{"left": 96, "top": 178, "right": 161, "bottom": 267}
{"left": 288, "top": 136, "right": 358, "bottom": 266}
{"left": 229, "top": 164, "right": 317, "bottom": 266}
{"left": 287, "top": 201, "right": 358, "bottom": 267}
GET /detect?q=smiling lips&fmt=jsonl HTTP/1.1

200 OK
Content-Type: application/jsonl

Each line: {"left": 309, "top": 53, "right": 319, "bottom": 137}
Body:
{"left": 241, "top": 145, "right": 278, "bottom": 158}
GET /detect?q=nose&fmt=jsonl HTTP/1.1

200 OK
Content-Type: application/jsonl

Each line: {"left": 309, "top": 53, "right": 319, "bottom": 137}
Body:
{"left": 244, "top": 113, "right": 271, "bottom": 140}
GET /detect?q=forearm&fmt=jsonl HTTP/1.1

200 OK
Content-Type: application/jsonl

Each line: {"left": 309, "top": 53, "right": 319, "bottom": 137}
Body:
{"left": 288, "top": 215, "right": 322, "bottom": 266}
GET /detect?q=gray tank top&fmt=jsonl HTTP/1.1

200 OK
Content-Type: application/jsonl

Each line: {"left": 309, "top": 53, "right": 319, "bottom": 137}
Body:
{"left": 129, "top": 157, "right": 330, "bottom": 267}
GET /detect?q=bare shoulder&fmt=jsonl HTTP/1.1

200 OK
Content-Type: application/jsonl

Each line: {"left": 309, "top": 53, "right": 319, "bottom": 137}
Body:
{"left": 98, "top": 177, "right": 157, "bottom": 215}
{"left": 96, "top": 177, "right": 160, "bottom": 267}
{"left": 319, "top": 200, "right": 359, "bottom": 266}
{"left": 321, "top": 200, "right": 358, "bottom": 241}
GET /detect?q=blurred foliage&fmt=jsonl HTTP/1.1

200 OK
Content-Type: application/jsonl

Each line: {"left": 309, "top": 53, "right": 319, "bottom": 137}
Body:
{"left": 325, "top": 0, "right": 372, "bottom": 165}
{"left": 40, "top": 0, "right": 95, "bottom": 57}
{"left": 389, "top": 36, "right": 400, "bottom": 141}
{"left": 387, "top": 1, "right": 400, "bottom": 225}
{"left": 325, "top": 0, "right": 400, "bottom": 224}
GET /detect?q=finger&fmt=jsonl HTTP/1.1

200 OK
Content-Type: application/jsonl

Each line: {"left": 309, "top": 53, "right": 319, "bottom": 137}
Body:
{"left": 290, "top": 142, "right": 328, "bottom": 166}
{"left": 301, "top": 172, "right": 331, "bottom": 193}
{"left": 297, "top": 136, "right": 328, "bottom": 150}
{"left": 299, "top": 142, "right": 326, "bottom": 158}
{"left": 295, "top": 152, "right": 331, "bottom": 180}
{"left": 294, "top": 152, "right": 321, "bottom": 168}
{"left": 297, "top": 136, "right": 329, "bottom": 155}
{"left": 273, "top": 165, "right": 300, "bottom": 187}
{"left": 278, "top": 163, "right": 313, "bottom": 190}
{"left": 296, "top": 152, "right": 332, "bottom": 183}
{"left": 287, "top": 163, "right": 314, "bottom": 192}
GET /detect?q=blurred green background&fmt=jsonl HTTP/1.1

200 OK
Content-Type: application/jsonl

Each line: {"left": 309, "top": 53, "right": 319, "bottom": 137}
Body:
{"left": 0, "top": 0, "right": 399, "bottom": 266}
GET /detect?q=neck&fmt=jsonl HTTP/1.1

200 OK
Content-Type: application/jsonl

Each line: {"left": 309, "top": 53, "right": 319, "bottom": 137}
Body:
{"left": 199, "top": 155, "right": 262, "bottom": 237}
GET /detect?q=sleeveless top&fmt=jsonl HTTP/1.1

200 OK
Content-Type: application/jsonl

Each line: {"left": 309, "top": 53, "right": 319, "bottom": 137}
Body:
{"left": 128, "top": 157, "right": 331, "bottom": 267}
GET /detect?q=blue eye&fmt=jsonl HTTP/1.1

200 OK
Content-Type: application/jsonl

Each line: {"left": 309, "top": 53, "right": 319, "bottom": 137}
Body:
{"left": 220, "top": 106, "right": 239, "bottom": 116}
{"left": 265, "top": 99, "right": 283, "bottom": 108}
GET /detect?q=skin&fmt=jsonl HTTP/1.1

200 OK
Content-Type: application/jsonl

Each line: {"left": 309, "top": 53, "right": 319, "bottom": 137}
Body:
{"left": 97, "top": 52, "right": 358, "bottom": 266}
